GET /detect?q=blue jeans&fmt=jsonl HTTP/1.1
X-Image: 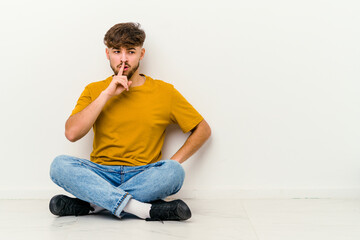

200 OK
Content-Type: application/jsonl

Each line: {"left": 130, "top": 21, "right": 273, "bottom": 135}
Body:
{"left": 50, "top": 155, "right": 185, "bottom": 217}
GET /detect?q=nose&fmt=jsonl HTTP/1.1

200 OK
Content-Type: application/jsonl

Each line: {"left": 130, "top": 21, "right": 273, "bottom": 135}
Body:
{"left": 120, "top": 52, "right": 127, "bottom": 64}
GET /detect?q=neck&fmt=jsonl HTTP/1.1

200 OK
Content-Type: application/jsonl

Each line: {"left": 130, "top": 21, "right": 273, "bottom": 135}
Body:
{"left": 129, "top": 68, "right": 145, "bottom": 87}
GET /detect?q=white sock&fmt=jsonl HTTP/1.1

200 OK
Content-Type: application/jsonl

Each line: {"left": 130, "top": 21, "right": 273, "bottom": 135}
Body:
{"left": 123, "top": 198, "right": 151, "bottom": 219}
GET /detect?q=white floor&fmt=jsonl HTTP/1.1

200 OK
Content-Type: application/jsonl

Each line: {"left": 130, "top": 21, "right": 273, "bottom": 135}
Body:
{"left": 1, "top": 198, "right": 360, "bottom": 240}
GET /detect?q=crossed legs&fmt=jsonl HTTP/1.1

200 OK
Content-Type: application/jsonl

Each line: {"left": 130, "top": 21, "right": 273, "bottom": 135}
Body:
{"left": 50, "top": 155, "right": 185, "bottom": 217}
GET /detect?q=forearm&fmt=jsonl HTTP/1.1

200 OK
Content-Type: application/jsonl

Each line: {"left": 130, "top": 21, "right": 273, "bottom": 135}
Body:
{"left": 65, "top": 91, "right": 111, "bottom": 142}
{"left": 171, "top": 119, "right": 211, "bottom": 164}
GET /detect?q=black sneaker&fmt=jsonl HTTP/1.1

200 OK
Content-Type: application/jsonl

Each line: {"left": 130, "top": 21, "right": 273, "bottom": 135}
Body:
{"left": 146, "top": 199, "right": 192, "bottom": 221}
{"left": 49, "top": 194, "right": 94, "bottom": 216}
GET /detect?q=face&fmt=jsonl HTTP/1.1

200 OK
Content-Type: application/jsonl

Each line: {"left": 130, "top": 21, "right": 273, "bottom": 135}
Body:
{"left": 106, "top": 46, "right": 145, "bottom": 79}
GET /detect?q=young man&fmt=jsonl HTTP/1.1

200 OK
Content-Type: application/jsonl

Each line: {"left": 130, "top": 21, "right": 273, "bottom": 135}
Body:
{"left": 49, "top": 22, "right": 211, "bottom": 221}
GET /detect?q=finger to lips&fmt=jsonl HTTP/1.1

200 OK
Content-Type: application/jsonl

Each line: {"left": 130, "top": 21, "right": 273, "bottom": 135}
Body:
{"left": 117, "top": 62, "right": 125, "bottom": 76}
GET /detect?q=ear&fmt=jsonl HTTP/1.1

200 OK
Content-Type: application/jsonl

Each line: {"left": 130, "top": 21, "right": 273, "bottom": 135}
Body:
{"left": 105, "top": 48, "right": 110, "bottom": 60}
{"left": 140, "top": 48, "right": 145, "bottom": 60}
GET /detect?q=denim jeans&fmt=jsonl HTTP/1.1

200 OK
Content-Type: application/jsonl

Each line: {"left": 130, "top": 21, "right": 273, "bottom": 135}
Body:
{"left": 50, "top": 155, "right": 185, "bottom": 217}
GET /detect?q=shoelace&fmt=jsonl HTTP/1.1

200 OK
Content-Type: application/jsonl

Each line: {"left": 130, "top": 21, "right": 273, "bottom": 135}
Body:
{"left": 146, "top": 217, "right": 164, "bottom": 223}
{"left": 150, "top": 202, "right": 179, "bottom": 221}
{"left": 62, "top": 200, "right": 94, "bottom": 216}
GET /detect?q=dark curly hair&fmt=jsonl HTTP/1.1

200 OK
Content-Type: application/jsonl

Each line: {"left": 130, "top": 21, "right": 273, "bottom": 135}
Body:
{"left": 104, "top": 22, "right": 146, "bottom": 49}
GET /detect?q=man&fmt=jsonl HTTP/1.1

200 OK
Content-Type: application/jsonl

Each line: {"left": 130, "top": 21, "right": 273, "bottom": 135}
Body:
{"left": 49, "top": 22, "right": 211, "bottom": 221}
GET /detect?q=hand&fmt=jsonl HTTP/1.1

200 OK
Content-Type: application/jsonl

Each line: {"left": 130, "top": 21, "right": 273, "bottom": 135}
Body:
{"left": 103, "top": 62, "right": 133, "bottom": 97}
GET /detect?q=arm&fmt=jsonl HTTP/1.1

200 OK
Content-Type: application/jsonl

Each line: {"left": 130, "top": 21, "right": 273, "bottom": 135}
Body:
{"left": 65, "top": 62, "right": 131, "bottom": 142}
{"left": 65, "top": 91, "right": 111, "bottom": 142}
{"left": 170, "top": 119, "right": 211, "bottom": 164}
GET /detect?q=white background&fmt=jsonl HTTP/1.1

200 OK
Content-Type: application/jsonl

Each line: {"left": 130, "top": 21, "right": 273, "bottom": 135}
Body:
{"left": 0, "top": 0, "right": 359, "bottom": 199}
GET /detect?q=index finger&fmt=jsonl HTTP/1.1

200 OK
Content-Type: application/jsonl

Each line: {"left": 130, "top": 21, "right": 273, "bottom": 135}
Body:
{"left": 117, "top": 62, "right": 125, "bottom": 76}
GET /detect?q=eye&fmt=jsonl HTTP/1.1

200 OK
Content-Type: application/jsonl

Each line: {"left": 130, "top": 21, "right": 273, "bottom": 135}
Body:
{"left": 114, "top": 51, "right": 120, "bottom": 54}
{"left": 129, "top": 51, "right": 135, "bottom": 54}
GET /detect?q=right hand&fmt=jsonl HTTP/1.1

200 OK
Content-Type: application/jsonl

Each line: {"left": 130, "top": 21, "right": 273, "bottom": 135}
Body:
{"left": 103, "top": 62, "right": 133, "bottom": 97}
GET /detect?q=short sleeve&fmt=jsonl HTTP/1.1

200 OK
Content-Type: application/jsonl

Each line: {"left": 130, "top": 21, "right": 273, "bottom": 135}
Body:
{"left": 70, "top": 86, "right": 92, "bottom": 117}
{"left": 170, "top": 87, "right": 204, "bottom": 133}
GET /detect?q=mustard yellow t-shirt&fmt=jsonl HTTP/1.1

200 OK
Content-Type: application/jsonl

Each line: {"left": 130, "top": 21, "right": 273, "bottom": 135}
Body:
{"left": 70, "top": 74, "right": 204, "bottom": 166}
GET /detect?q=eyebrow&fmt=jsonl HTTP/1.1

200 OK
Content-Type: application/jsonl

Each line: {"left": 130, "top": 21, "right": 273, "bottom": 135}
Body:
{"left": 113, "top": 48, "right": 136, "bottom": 51}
